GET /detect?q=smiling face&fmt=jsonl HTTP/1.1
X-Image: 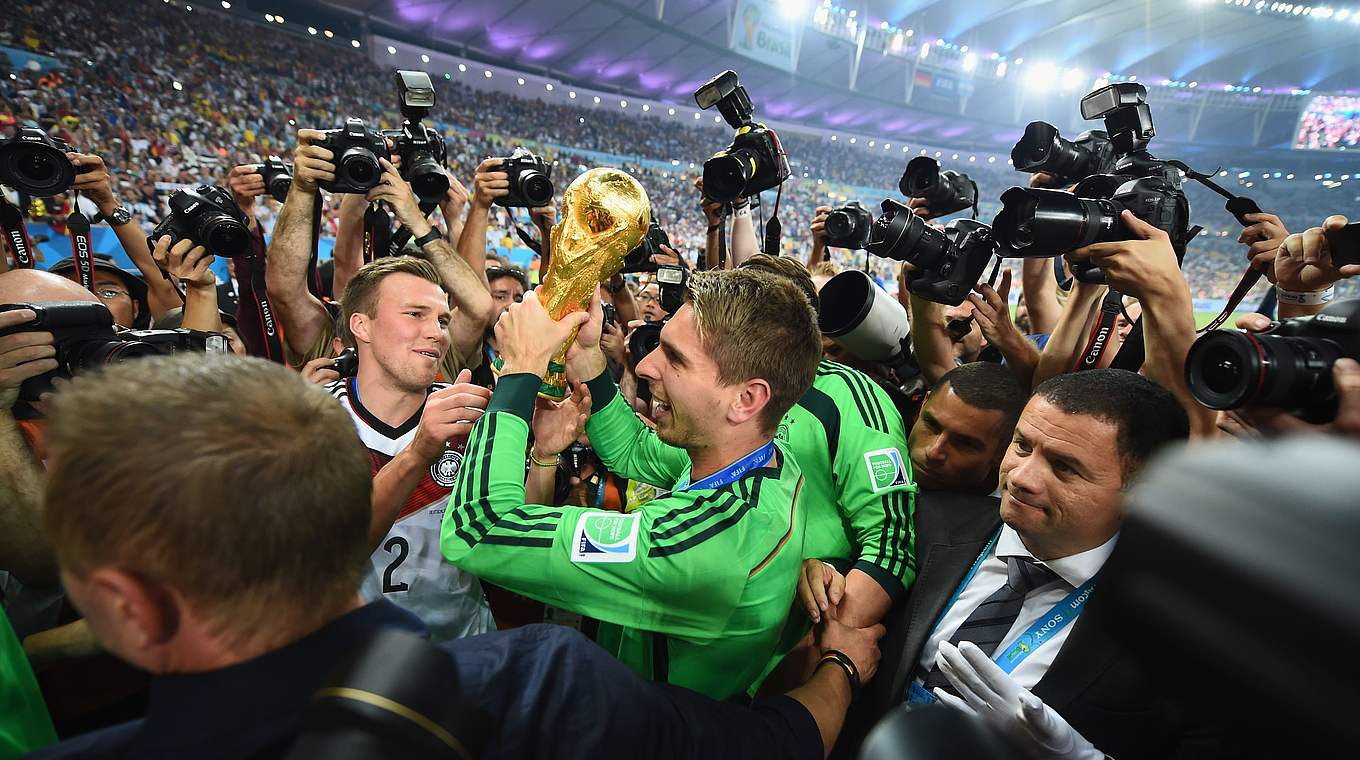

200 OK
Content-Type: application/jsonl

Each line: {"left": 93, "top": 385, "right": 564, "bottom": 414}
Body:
{"left": 634, "top": 304, "right": 732, "bottom": 450}
{"left": 998, "top": 397, "right": 1126, "bottom": 560}
{"left": 350, "top": 272, "right": 450, "bottom": 394}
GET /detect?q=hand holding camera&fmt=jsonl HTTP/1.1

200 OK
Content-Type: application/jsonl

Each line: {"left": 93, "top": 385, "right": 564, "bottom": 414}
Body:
{"left": 471, "top": 158, "right": 509, "bottom": 209}
{"left": 65, "top": 153, "right": 117, "bottom": 216}
{"left": 1066, "top": 210, "right": 1184, "bottom": 301}
{"left": 1238, "top": 211, "right": 1290, "bottom": 281}
{"left": 291, "top": 129, "right": 337, "bottom": 195}
{"left": 1274, "top": 215, "right": 1359, "bottom": 294}
{"left": 491, "top": 148, "right": 554, "bottom": 209}
{"left": 227, "top": 164, "right": 267, "bottom": 220}
{"left": 0, "top": 308, "right": 57, "bottom": 410}
{"left": 365, "top": 158, "right": 430, "bottom": 238}
{"left": 151, "top": 235, "right": 217, "bottom": 290}
{"left": 149, "top": 185, "right": 251, "bottom": 259}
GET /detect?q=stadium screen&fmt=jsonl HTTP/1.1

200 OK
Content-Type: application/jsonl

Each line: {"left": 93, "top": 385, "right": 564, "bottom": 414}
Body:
{"left": 1294, "top": 95, "right": 1360, "bottom": 150}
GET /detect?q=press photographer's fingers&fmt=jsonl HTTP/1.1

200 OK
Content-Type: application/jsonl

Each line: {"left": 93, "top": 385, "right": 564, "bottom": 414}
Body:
{"left": 1331, "top": 359, "right": 1360, "bottom": 438}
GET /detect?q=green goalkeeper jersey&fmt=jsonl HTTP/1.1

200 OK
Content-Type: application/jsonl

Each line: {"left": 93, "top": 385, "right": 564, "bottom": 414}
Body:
{"left": 780, "top": 360, "right": 917, "bottom": 598}
{"left": 441, "top": 373, "right": 807, "bottom": 701}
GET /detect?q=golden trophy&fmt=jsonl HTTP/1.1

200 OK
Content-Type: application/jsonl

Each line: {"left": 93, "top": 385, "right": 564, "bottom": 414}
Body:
{"left": 520, "top": 167, "right": 650, "bottom": 398}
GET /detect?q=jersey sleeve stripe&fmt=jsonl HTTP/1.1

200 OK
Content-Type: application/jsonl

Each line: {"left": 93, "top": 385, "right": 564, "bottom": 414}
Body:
{"left": 650, "top": 493, "right": 740, "bottom": 542}
{"left": 647, "top": 499, "right": 756, "bottom": 557}
{"left": 480, "top": 534, "right": 555, "bottom": 548}
{"left": 817, "top": 365, "right": 883, "bottom": 434}
{"left": 822, "top": 363, "right": 892, "bottom": 433}
{"left": 648, "top": 492, "right": 722, "bottom": 533}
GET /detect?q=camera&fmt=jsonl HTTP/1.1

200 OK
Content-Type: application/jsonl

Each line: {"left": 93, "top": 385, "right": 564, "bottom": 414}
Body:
{"left": 863, "top": 199, "right": 996, "bottom": 306}
{"left": 317, "top": 118, "right": 388, "bottom": 194}
{"left": 148, "top": 184, "right": 252, "bottom": 258}
{"left": 256, "top": 156, "right": 293, "bottom": 202}
{"left": 627, "top": 265, "right": 688, "bottom": 365}
{"left": 823, "top": 201, "right": 874, "bottom": 249}
{"left": 899, "top": 157, "right": 977, "bottom": 218}
{"left": 991, "top": 174, "right": 1188, "bottom": 283}
{"left": 382, "top": 70, "right": 449, "bottom": 204}
{"left": 622, "top": 219, "right": 671, "bottom": 274}
{"left": 331, "top": 347, "right": 358, "bottom": 378}
{"left": 1185, "top": 298, "right": 1360, "bottom": 423}
{"left": 493, "top": 148, "right": 554, "bottom": 208}
{"left": 818, "top": 269, "right": 914, "bottom": 368}
{"left": 1011, "top": 124, "right": 1116, "bottom": 187}
{"left": 0, "top": 302, "right": 228, "bottom": 404}
{"left": 0, "top": 127, "right": 76, "bottom": 197}
{"left": 694, "top": 70, "right": 790, "bottom": 203}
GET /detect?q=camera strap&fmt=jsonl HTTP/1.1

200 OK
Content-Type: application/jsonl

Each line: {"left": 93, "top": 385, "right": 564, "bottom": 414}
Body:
{"left": 365, "top": 202, "right": 391, "bottom": 263}
{"left": 237, "top": 225, "right": 286, "bottom": 363}
{"left": 762, "top": 184, "right": 783, "bottom": 256}
{"left": 382, "top": 201, "right": 440, "bottom": 258}
{"left": 308, "top": 192, "right": 324, "bottom": 298}
{"left": 0, "top": 197, "right": 37, "bottom": 269}
{"left": 66, "top": 191, "right": 97, "bottom": 294}
{"left": 1072, "top": 289, "right": 1125, "bottom": 372}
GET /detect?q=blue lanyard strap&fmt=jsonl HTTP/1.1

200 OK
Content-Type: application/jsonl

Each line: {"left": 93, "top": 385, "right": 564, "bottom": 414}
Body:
{"left": 907, "top": 530, "right": 1099, "bottom": 702}
{"left": 673, "top": 441, "right": 776, "bottom": 492}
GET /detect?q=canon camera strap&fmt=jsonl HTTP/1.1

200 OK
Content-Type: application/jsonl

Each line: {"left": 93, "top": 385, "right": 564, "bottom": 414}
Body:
{"left": 308, "top": 193, "right": 325, "bottom": 298}
{"left": 1071, "top": 289, "right": 1126, "bottom": 372}
{"left": 0, "top": 197, "right": 37, "bottom": 269}
{"left": 365, "top": 202, "right": 392, "bottom": 263}
{"left": 66, "top": 192, "right": 96, "bottom": 293}
{"left": 239, "top": 225, "right": 286, "bottom": 363}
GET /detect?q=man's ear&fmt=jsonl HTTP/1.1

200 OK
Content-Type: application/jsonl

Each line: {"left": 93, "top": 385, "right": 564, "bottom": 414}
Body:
{"left": 349, "top": 312, "right": 372, "bottom": 345}
{"left": 728, "top": 378, "right": 772, "bottom": 428}
{"left": 84, "top": 567, "right": 180, "bottom": 652}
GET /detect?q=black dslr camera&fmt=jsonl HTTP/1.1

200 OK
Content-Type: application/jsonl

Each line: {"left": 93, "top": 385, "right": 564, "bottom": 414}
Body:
{"left": 823, "top": 201, "right": 874, "bottom": 249}
{"left": 622, "top": 219, "right": 671, "bottom": 273}
{"left": 864, "top": 199, "right": 996, "bottom": 306}
{"left": 627, "top": 265, "right": 689, "bottom": 365}
{"left": 148, "top": 184, "right": 252, "bottom": 258}
{"left": 0, "top": 302, "right": 228, "bottom": 405}
{"left": 992, "top": 83, "right": 1191, "bottom": 284}
{"left": 382, "top": 70, "right": 449, "bottom": 204}
{"left": 493, "top": 147, "right": 554, "bottom": 208}
{"left": 694, "top": 70, "right": 790, "bottom": 203}
{"left": 256, "top": 156, "right": 293, "bottom": 202}
{"left": 900, "top": 157, "right": 978, "bottom": 218}
{"left": 317, "top": 118, "right": 387, "bottom": 194}
{"left": 0, "top": 127, "right": 76, "bottom": 197}
{"left": 1011, "top": 124, "right": 1115, "bottom": 187}
{"left": 1186, "top": 298, "right": 1360, "bottom": 423}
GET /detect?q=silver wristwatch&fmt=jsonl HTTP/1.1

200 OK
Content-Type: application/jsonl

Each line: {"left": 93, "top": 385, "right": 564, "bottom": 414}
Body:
{"left": 103, "top": 206, "right": 133, "bottom": 226}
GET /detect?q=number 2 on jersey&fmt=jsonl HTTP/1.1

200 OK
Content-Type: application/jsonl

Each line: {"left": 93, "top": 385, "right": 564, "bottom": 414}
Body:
{"left": 382, "top": 536, "right": 410, "bottom": 593}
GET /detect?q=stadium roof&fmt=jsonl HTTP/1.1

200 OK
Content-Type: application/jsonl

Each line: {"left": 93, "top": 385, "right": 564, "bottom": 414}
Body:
{"left": 315, "top": 0, "right": 1360, "bottom": 152}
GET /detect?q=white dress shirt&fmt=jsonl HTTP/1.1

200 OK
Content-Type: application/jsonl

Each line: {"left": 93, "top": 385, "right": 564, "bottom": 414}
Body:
{"left": 916, "top": 525, "right": 1119, "bottom": 691}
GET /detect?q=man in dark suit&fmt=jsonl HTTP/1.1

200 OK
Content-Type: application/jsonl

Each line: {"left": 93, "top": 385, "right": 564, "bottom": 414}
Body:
{"left": 836, "top": 369, "right": 1224, "bottom": 759}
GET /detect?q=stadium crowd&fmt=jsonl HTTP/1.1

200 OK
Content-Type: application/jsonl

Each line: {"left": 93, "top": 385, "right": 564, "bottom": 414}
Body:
{"left": 0, "top": 0, "right": 1357, "bottom": 758}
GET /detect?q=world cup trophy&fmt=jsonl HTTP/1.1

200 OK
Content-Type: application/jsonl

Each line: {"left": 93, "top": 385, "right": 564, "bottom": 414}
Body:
{"left": 534, "top": 167, "right": 650, "bottom": 398}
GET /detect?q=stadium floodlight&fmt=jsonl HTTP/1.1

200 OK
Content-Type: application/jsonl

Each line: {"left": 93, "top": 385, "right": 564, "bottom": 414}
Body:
{"left": 668, "top": 107, "right": 675, "bottom": 115}
{"left": 308, "top": 26, "right": 317, "bottom": 35}
{"left": 642, "top": 104, "right": 650, "bottom": 111}
{"left": 221, "top": 0, "right": 230, "bottom": 7}
{"left": 351, "top": 39, "right": 361, "bottom": 47}
{"left": 920, "top": 44, "right": 931, "bottom": 60}
{"left": 779, "top": 0, "right": 810, "bottom": 20}
{"left": 421, "top": 54, "right": 430, "bottom": 63}
{"left": 620, "top": 99, "right": 627, "bottom": 107}
{"left": 849, "top": 137, "right": 857, "bottom": 144}
{"left": 1060, "top": 67, "right": 1085, "bottom": 91}
{"left": 517, "top": 77, "right": 525, "bottom": 85}
{"left": 173, "top": 80, "right": 183, "bottom": 91}
{"left": 324, "top": 30, "right": 334, "bottom": 38}
{"left": 274, "top": 14, "right": 284, "bottom": 22}
{"left": 996, "top": 61, "right": 1008, "bottom": 78}
{"left": 386, "top": 46, "right": 396, "bottom": 55}
{"left": 265, "top": 13, "right": 274, "bottom": 21}
{"left": 694, "top": 112, "right": 700, "bottom": 119}
{"left": 988, "top": 156, "right": 996, "bottom": 163}
{"left": 546, "top": 83, "right": 553, "bottom": 91}
{"left": 962, "top": 53, "right": 977, "bottom": 72}
{"left": 484, "top": 70, "right": 492, "bottom": 78}
{"left": 569, "top": 90, "right": 577, "bottom": 98}
{"left": 458, "top": 63, "right": 467, "bottom": 72}
{"left": 868, "top": 140, "right": 875, "bottom": 147}
{"left": 593, "top": 95, "right": 601, "bottom": 103}
{"left": 1024, "top": 60, "right": 1056, "bottom": 90}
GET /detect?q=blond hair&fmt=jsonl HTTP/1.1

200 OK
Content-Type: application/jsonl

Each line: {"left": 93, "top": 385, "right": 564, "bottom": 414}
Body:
{"left": 44, "top": 355, "right": 373, "bottom": 636}
{"left": 339, "top": 256, "right": 446, "bottom": 345}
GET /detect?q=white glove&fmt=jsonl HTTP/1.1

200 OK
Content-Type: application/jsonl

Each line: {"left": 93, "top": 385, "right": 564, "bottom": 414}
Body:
{"left": 933, "top": 641, "right": 1105, "bottom": 760}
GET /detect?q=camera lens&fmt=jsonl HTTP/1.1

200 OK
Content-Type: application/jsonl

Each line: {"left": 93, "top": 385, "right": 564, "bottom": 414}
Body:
{"left": 3, "top": 142, "right": 76, "bottom": 197}
{"left": 825, "top": 210, "right": 854, "bottom": 238}
{"left": 517, "top": 170, "right": 554, "bottom": 207}
{"left": 267, "top": 175, "right": 291, "bottom": 202}
{"left": 200, "top": 214, "right": 250, "bottom": 258}
{"left": 864, "top": 201, "right": 948, "bottom": 268}
{"left": 993, "top": 187, "right": 1116, "bottom": 256}
{"left": 1186, "top": 330, "right": 1344, "bottom": 414}
{"left": 339, "top": 149, "right": 380, "bottom": 189}
{"left": 407, "top": 152, "right": 449, "bottom": 202}
{"left": 900, "top": 157, "right": 940, "bottom": 198}
{"left": 703, "top": 151, "right": 755, "bottom": 203}
{"left": 68, "top": 339, "right": 161, "bottom": 371}
{"left": 1011, "top": 122, "right": 1094, "bottom": 181}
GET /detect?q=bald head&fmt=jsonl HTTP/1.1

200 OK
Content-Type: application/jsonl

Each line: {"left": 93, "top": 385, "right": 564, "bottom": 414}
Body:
{"left": 0, "top": 269, "right": 102, "bottom": 305}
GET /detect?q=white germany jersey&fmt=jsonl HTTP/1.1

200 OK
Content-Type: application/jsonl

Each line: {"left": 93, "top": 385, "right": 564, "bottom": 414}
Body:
{"left": 327, "top": 378, "right": 493, "bottom": 642}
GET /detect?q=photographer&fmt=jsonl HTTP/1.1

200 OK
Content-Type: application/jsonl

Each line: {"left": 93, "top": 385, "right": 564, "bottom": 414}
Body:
{"left": 149, "top": 236, "right": 224, "bottom": 334}
{"left": 266, "top": 130, "right": 492, "bottom": 374}
{"left": 25, "top": 353, "right": 883, "bottom": 760}
{"left": 1063, "top": 210, "right": 1218, "bottom": 438}
{"left": 442, "top": 269, "right": 825, "bottom": 700}
{"left": 696, "top": 177, "right": 757, "bottom": 269}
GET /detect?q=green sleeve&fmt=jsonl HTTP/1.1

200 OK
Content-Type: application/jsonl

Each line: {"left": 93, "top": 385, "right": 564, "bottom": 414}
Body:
{"left": 824, "top": 364, "right": 918, "bottom": 600}
{"left": 441, "top": 374, "right": 744, "bottom": 638}
{"left": 582, "top": 371, "right": 690, "bottom": 488}
{"left": 0, "top": 607, "right": 56, "bottom": 756}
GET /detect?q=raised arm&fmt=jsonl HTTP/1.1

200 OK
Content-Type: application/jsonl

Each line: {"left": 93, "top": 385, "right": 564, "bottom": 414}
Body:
{"left": 265, "top": 129, "right": 334, "bottom": 357}
{"left": 457, "top": 159, "right": 508, "bottom": 286}
{"left": 330, "top": 192, "right": 366, "bottom": 299}
{"left": 68, "top": 153, "right": 180, "bottom": 317}
{"left": 150, "top": 237, "right": 223, "bottom": 333}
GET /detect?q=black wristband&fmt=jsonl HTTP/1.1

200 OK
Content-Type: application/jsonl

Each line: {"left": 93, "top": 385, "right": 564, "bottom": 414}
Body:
{"left": 818, "top": 650, "right": 861, "bottom": 697}
{"left": 413, "top": 228, "right": 443, "bottom": 248}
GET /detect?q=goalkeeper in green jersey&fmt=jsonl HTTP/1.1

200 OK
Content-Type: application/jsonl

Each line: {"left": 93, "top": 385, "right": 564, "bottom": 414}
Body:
{"left": 441, "top": 269, "right": 825, "bottom": 701}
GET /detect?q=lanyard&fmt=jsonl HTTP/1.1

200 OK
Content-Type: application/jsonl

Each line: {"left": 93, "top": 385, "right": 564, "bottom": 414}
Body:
{"left": 908, "top": 530, "right": 1099, "bottom": 703}
{"left": 673, "top": 441, "right": 775, "bottom": 492}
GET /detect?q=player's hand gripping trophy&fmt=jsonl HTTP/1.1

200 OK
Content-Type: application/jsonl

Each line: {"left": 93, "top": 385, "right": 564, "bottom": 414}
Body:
{"left": 531, "top": 168, "right": 650, "bottom": 398}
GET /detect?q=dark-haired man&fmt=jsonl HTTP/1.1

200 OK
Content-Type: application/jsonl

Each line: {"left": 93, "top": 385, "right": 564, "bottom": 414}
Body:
{"left": 840, "top": 369, "right": 1217, "bottom": 759}
{"left": 908, "top": 362, "right": 1028, "bottom": 495}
